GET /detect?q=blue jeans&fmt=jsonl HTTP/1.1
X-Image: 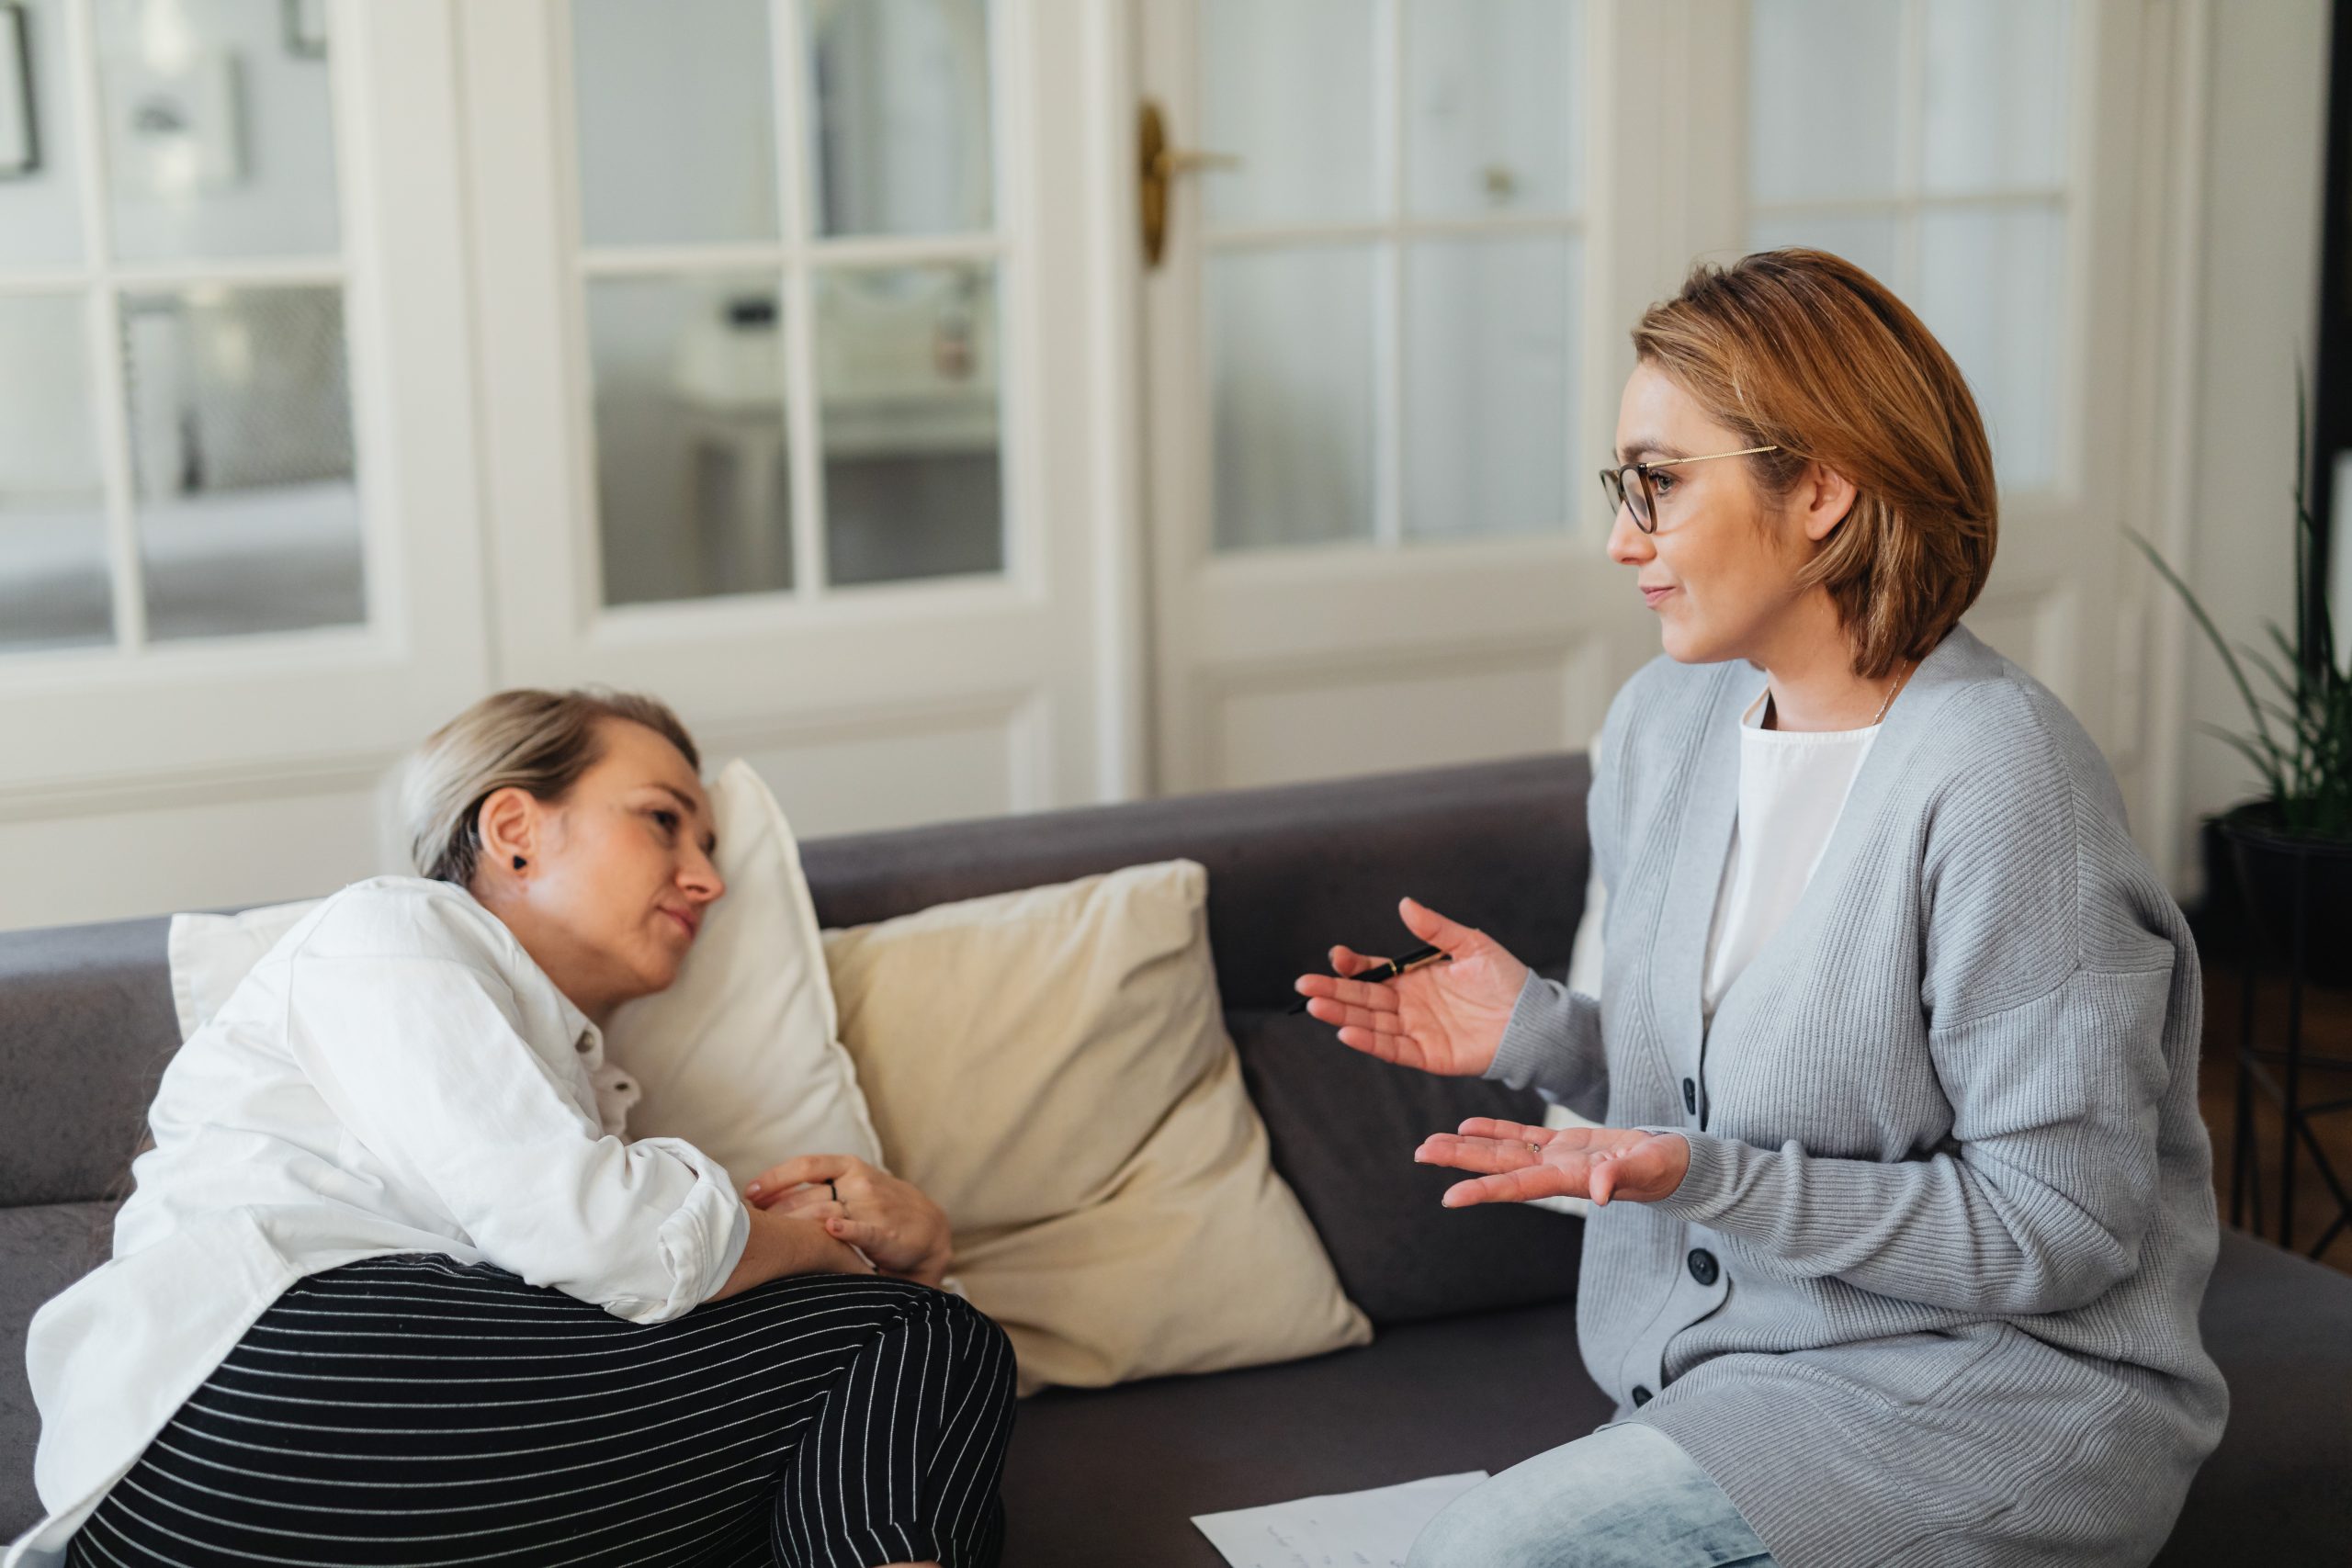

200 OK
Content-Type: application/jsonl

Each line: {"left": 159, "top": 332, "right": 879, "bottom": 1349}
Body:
{"left": 1407, "top": 1422, "right": 1777, "bottom": 1568}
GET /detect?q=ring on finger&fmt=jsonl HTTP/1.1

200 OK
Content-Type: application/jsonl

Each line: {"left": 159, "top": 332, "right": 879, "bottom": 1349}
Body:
{"left": 826, "top": 1179, "right": 839, "bottom": 1204}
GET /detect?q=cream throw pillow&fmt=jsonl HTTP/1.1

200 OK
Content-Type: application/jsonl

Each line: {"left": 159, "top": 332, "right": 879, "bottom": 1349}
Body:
{"left": 822, "top": 859, "right": 1372, "bottom": 1393}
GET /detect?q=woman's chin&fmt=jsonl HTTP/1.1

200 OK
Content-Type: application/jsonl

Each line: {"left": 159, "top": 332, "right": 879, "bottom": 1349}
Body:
{"left": 1657, "top": 620, "right": 1716, "bottom": 665}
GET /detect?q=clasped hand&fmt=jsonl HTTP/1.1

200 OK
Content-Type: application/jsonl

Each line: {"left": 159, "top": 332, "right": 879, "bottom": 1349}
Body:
{"left": 744, "top": 1155, "right": 954, "bottom": 1288}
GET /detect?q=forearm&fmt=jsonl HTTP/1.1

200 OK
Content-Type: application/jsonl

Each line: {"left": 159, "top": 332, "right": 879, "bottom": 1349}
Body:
{"left": 707, "top": 1203, "right": 867, "bottom": 1301}
{"left": 1482, "top": 972, "right": 1607, "bottom": 1120}
{"left": 1652, "top": 1133, "right": 2138, "bottom": 1314}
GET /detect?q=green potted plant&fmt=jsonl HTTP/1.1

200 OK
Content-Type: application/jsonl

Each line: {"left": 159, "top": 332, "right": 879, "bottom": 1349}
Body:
{"left": 2131, "top": 389, "right": 2352, "bottom": 1251}
{"left": 2128, "top": 389, "right": 2352, "bottom": 987}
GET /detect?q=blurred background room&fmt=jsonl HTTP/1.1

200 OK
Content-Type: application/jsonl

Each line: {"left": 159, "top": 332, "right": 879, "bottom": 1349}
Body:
{"left": 0, "top": 0, "right": 2328, "bottom": 962}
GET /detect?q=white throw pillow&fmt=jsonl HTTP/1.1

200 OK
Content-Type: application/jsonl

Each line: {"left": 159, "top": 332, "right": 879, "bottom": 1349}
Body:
{"left": 166, "top": 758, "right": 883, "bottom": 1188}
{"left": 169, "top": 899, "right": 319, "bottom": 1041}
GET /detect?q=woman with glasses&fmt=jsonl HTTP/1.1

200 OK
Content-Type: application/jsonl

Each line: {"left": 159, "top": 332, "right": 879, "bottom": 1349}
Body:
{"left": 1295, "top": 250, "right": 2225, "bottom": 1568}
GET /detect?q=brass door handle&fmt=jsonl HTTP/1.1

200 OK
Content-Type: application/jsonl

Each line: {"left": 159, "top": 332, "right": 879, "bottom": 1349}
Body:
{"left": 1139, "top": 98, "right": 1239, "bottom": 268}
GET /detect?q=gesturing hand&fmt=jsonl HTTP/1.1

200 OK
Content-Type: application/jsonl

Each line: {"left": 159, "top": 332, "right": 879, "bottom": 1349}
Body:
{"left": 1415, "top": 1118, "right": 1690, "bottom": 1208}
{"left": 745, "top": 1155, "right": 954, "bottom": 1289}
{"left": 1291, "top": 897, "right": 1531, "bottom": 1077}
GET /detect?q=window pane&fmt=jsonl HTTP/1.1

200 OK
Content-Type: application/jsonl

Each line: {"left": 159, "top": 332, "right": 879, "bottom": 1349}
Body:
{"left": 571, "top": 0, "right": 777, "bottom": 248}
{"left": 589, "top": 273, "right": 791, "bottom": 606}
{"left": 1747, "top": 212, "right": 1901, "bottom": 289}
{"left": 0, "top": 0, "right": 89, "bottom": 269}
{"left": 1917, "top": 204, "right": 2064, "bottom": 489}
{"left": 1202, "top": 0, "right": 1379, "bottom": 229}
{"left": 1922, "top": 0, "right": 2070, "bottom": 194}
{"left": 806, "top": 0, "right": 992, "bottom": 238}
{"left": 1405, "top": 0, "right": 1582, "bottom": 219}
{"left": 95, "top": 0, "right": 342, "bottom": 263}
{"left": 121, "top": 284, "right": 364, "bottom": 639}
{"left": 1406, "top": 234, "right": 1576, "bottom": 538}
{"left": 1748, "top": 0, "right": 1902, "bottom": 205}
{"left": 1209, "top": 245, "right": 1376, "bottom": 551}
{"left": 0, "top": 292, "right": 111, "bottom": 649}
{"left": 817, "top": 262, "right": 1002, "bottom": 586}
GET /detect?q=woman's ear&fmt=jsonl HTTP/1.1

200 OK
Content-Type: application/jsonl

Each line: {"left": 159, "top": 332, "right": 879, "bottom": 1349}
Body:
{"left": 1801, "top": 462, "right": 1860, "bottom": 544}
{"left": 475, "top": 787, "right": 539, "bottom": 878}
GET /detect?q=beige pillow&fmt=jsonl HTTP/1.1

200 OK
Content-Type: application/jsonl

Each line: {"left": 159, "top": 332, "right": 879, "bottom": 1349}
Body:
{"left": 822, "top": 859, "right": 1371, "bottom": 1393}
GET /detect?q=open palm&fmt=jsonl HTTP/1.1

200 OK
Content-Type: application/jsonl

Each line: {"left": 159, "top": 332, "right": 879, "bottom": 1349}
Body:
{"left": 1416, "top": 1118, "right": 1690, "bottom": 1208}
{"left": 1292, "top": 897, "right": 1531, "bottom": 1077}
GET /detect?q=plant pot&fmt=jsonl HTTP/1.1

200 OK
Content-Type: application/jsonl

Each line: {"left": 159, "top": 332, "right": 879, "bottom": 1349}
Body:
{"left": 2218, "top": 803, "right": 2352, "bottom": 989}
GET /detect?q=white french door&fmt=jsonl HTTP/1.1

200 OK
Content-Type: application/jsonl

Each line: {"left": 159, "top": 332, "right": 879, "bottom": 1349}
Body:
{"left": 1135, "top": 0, "right": 2186, "bottom": 875}
{"left": 1138, "top": 0, "right": 1658, "bottom": 796}
{"left": 0, "top": 0, "right": 492, "bottom": 928}
{"left": 459, "top": 0, "right": 1136, "bottom": 834}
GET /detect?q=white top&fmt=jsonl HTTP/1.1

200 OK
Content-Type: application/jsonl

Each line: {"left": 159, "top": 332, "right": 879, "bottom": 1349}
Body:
{"left": 8, "top": 877, "right": 752, "bottom": 1566}
{"left": 1701, "top": 688, "right": 1881, "bottom": 1023}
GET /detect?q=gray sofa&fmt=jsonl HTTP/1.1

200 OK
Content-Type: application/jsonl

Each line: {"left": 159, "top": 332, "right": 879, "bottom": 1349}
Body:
{"left": 4, "top": 755, "right": 2348, "bottom": 1564}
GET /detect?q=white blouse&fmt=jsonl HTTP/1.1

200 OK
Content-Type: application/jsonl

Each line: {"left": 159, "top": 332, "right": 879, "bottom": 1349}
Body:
{"left": 8, "top": 877, "right": 752, "bottom": 1566}
{"left": 1700, "top": 688, "right": 1881, "bottom": 1024}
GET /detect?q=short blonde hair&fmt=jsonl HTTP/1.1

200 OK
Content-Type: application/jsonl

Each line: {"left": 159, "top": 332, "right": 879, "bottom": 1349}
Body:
{"left": 403, "top": 688, "right": 700, "bottom": 887}
{"left": 1631, "top": 249, "right": 1997, "bottom": 679}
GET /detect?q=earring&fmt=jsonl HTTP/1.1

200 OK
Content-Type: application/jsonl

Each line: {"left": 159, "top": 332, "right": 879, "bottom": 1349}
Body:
{"left": 512, "top": 855, "right": 527, "bottom": 871}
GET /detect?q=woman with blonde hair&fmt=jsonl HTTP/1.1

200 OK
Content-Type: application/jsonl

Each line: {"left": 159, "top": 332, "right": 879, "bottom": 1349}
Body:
{"left": 17, "top": 690, "right": 1013, "bottom": 1568}
{"left": 1297, "top": 250, "right": 2226, "bottom": 1567}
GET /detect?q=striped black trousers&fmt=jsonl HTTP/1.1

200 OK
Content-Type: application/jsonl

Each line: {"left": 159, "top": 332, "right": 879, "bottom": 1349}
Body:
{"left": 65, "top": 1254, "right": 1018, "bottom": 1568}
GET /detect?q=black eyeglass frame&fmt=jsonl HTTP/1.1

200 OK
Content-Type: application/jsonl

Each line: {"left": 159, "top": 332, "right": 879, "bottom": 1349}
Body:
{"left": 1599, "top": 445, "right": 1781, "bottom": 533}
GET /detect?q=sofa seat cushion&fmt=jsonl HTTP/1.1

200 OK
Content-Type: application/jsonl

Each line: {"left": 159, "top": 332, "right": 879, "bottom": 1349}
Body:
{"left": 1, "top": 1203, "right": 114, "bottom": 1538}
{"left": 2153, "top": 1226, "right": 2352, "bottom": 1564}
{"left": 998, "top": 1300, "right": 1607, "bottom": 1567}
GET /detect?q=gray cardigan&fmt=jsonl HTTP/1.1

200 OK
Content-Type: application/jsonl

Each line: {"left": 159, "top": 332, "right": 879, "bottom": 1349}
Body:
{"left": 1489, "top": 625, "right": 2227, "bottom": 1568}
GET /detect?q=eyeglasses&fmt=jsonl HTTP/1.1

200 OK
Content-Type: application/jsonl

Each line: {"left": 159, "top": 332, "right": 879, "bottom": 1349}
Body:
{"left": 1599, "top": 446, "right": 1781, "bottom": 533}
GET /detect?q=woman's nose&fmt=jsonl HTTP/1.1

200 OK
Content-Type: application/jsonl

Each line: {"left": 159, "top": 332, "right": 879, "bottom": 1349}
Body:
{"left": 1605, "top": 502, "right": 1654, "bottom": 566}
{"left": 684, "top": 849, "right": 724, "bottom": 904}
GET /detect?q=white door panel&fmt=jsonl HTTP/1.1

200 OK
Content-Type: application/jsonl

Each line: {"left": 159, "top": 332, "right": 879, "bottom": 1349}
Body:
{"left": 1141, "top": 0, "right": 2168, "bottom": 829}
{"left": 461, "top": 0, "right": 1124, "bottom": 835}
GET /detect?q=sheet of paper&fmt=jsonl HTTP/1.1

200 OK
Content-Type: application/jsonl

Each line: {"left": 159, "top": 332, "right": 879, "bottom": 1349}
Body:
{"left": 1191, "top": 1472, "right": 1488, "bottom": 1568}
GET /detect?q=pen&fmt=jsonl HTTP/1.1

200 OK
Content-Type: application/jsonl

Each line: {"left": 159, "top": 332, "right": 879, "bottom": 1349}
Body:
{"left": 1288, "top": 943, "right": 1449, "bottom": 1013}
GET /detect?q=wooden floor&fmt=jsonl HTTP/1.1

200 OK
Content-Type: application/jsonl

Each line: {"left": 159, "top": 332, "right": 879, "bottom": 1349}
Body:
{"left": 2199, "top": 955, "right": 2352, "bottom": 1275}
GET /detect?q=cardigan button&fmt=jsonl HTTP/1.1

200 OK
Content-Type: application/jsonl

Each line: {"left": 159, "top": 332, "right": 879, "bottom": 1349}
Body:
{"left": 1687, "top": 1248, "right": 1719, "bottom": 1287}
{"left": 1631, "top": 1386, "right": 1652, "bottom": 1406}
{"left": 1681, "top": 1077, "right": 1697, "bottom": 1113}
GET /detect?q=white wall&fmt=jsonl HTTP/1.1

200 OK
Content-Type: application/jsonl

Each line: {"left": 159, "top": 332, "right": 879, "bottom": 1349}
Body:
{"left": 2168, "top": 0, "right": 2330, "bottom": 902}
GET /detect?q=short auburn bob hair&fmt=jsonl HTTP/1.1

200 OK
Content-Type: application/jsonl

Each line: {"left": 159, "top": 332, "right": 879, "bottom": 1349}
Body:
{"left": 1631, "top": 248, "right": 1997, "bottom": 680}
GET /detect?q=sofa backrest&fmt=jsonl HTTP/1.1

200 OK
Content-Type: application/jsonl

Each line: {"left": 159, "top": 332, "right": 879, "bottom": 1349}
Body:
{"left": 0, "top": 753, "right": 1591, "bottom": 1210}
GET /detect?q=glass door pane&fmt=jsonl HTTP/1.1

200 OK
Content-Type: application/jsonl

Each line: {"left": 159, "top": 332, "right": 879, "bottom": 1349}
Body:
{"left": 816, "top": 260, "right": 1002, "bottom": 584}
{"left": 1746, "top": 0, "right": 2074, "bottom": 490}
{"left": 0, "top": 0, "right": 368, "bottom": 657}
{"left": 1201, "top": 0, "right": 1380, "bottom": 230}
{"left": 588, "top": 272, "right": 791, "bottom": 606}
{"left": 122, "top": 283, "right": 362, "bottom": 639}
{"left": 0, "top": 292, "right": 110, "bottom": 650}
{"left": 804, "top": 0, "right": 994, "bottom": 238}
{"left": 94, "top": 0, "right": 343, "bottom": 262}
{"left": 571, "top": 0, "right": 779, "bottom": 248}
{"left": 1200, "top": 0, "right": 1585, "bottom": 552}
{"left": 1209, "top": 245, "right": 1377, "bottom": 550}
{"left": 0, "top": 0, "right": 91, "bottom": 269}
{"left": 568, "top": 0, "right": 1009, "bottom": 604}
